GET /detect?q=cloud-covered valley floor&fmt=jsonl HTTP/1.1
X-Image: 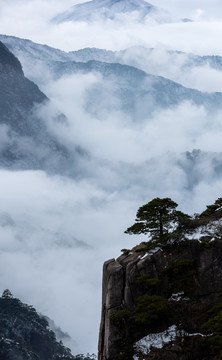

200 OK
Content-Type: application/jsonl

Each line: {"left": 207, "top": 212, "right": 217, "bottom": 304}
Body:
{"left": 1, "top": 0, "right": 222, "bottom": 355}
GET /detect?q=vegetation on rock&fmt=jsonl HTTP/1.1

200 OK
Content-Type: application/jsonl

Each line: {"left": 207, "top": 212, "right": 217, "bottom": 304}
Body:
{"left": 202, "top": 302, "right": 222, "bottom": 355}
{"left": 161, "top": 259, "right": 196, "bottom": 295}
{"left": 134, "top": 295, "right": 171, "bottom": 328}
{"left": 125, "top": 196, "right": 222, "bottom": 251}
{"left": 104, "top": 197, "right": 222, "bottom": 359}
{"left": 125, "top": 197, "right": 192, "bottom": 247}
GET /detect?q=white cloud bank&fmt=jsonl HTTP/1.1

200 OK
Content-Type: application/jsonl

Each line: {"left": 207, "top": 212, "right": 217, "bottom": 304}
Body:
{"left": 1, "top": 0, "right": 222, "bottom": 53}
{"left": 1, "top": 0, "right": 222, "bottom": 356}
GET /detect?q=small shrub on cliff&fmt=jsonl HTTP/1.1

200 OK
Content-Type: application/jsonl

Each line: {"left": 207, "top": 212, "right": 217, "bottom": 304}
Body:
{"left": 115, "top": 343, "right": 134, "bottom": 360}
{"left": 121, "top": 249, "right": 131, "bottom": 255}
{"left": 199, "top": 197, "right": 222, "bottom": 220}
{"left": 136, "top": 275, "right": 161, "bottom": 293}
{"left": 161, "top": 259, "right": 195, "bottom": 295}
{"left": 110, "top": 309, "right": 131, "bottom": 326}
{"left": 202, "top": 302, "right": 222, "bottom": 355}
{"left": 134, "top": 295, "right": 171, "bottom": 329}
{"left": 161, "top": 259, "right": 191, "bottom": 275}
{"left": 195, "top": 197, "right": 222, "bottom": 238}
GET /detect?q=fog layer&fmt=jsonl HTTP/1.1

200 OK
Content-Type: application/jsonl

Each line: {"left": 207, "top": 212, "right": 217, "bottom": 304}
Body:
{"left": 1, "top": 0, "right": 222, "bottom": 355}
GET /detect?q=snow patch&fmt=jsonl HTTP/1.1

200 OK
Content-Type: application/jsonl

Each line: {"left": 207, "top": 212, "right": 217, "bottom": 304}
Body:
{"left": 138, "top": 247, "right": 162, "bottom": 260}
{"left": 187, "top": 219, "right": 222, "bottom": 242}
{"left": 169, "top": 292, "right": 190, "bottom": 302}
{"left": 134, "top": 325, "right": 177, "bottom": 355}
{"left": 134, "top": 325, "right": 212, "bottom": 356}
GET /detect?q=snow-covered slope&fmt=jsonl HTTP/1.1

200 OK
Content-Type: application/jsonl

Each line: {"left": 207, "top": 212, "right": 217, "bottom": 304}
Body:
{"left": 0, "top": 35, "right": 69, "bottom": 62}
{"left": 52, "top": 0, "right": 171, "bottom": 23}
{"left": 2, "top": 35, "right": 222, "bottom": 93}
{"left": 2, "top": 34, "right": 222, "bottom": 77}
{"left": 1, "top": 35, "right": 222, "bottom": 122}
{"left": 50, "top": 60, "right": 222, "bottom": 119}
{"left": 0, "top": 35, "right": 114, "bottom": 65}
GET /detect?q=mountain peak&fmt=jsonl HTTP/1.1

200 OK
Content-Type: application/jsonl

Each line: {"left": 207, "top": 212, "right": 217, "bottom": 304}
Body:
{"left": 52, "top": 0, "right": 169, "bottom": 23}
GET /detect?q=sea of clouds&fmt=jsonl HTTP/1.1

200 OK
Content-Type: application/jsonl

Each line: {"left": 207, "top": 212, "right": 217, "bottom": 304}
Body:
{"left": 1, "top": 0, "right": 222, "bottom": 355}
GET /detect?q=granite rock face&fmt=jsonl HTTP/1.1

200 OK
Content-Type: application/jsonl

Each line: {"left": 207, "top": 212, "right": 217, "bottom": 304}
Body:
{"left": 98, "top": 259, "right": 124, "bottom": 360}
{"left": 98, "top": 239, "right": 222, "bottom": 359}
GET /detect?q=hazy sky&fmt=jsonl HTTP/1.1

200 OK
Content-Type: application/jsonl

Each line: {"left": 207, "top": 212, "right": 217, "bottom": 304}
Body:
{"left": 150, "top": 0, "right": 222, "bottom": 18}
{"left": 1, "top": 0, "right": 222, "bottom": 356}
{"left": 1, "top": 0, "right": 222, "bottom": 53}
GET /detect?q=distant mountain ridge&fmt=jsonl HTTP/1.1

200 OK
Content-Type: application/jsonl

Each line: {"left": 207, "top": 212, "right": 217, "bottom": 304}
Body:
{"left": 50, "top": 59, "right": 222, "bottom": 120}
{"left": 2, "top": 34, "right": 222, "bottom": 75}
{"left": 52, "top": 0, "right": 171, "bottom": 23}
{"left": 1, "top": 35, "right": 222, "bottom": 123}
{"left": 2, "top": 35, "right": 222, "bottom": 89}
{"left": 2, "top": 35, "right": 222, "bottom": 190}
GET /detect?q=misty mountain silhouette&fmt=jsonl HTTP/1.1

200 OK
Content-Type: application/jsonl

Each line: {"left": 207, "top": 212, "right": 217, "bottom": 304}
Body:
{"left": 2, "top": 35, "right": 222, "bottom": 77}
{"left": 0, "top": 41, "right": 47, "bottom": 134}
{"left": 1, "top": 36, "right": 222, "bottom": 122}
{"left": 52, "top": 0, "right": 170, "bottom": 23}
{"left": 0, "top": 290, "right": 96, "bottom": 360}
{"left": 50, "top": 60, "right": 222, "bottom": 120}
{"left": 0, "top": 41, "right": 82, "bottom": 173}
{"left": 2, "top": 35, "right": 222, "bottom": 187}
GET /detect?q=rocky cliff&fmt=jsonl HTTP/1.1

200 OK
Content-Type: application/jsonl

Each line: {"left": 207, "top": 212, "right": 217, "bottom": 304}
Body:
{"left": 98, "top": 238, "right": 222, "bottom": 359}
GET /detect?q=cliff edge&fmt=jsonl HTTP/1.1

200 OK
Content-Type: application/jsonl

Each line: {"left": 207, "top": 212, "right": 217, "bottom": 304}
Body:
{"left": 98, "top": 238, "right": 222, "bottom": 359}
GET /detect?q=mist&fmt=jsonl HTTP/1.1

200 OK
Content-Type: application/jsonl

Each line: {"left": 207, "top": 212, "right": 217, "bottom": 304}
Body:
{"left": 1, "top": 0, "right": 222, "bottom": 356}
{"left": 1, "top": 0, "right": 222, "bottom": 53}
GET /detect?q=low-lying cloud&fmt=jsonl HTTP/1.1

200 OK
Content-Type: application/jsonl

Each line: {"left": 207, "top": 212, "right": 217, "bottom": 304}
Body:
{"left": 1, "top": 0, "right": 222, "bottom": 54}
{"left": 42, "top": 71, "right": 222, "bottom": 162}
{"left": 0, "top": 65, "right": 219, "bottom": 354}
{"left": 1, "top": 0, "right": 222, "bottom": 356}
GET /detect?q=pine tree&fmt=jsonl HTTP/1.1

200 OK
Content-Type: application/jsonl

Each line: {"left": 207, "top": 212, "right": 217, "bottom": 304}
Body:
{"left": 125, "top": 197, "right": 190, "bottom": 245}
